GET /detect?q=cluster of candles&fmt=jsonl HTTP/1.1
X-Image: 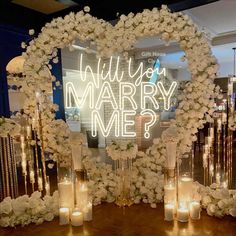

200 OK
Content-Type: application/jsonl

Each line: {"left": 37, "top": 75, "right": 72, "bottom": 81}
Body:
{"left": 164, "top": 141, "right": 200, "bottom": 223}
{"left": 18, "top": 91, "right": 52, "bottom": 195}
{"left": 202, "top": 110, "right": 233, "bottom": 189}
{"left": 202, "top": 125, "right": 215, "bottom": 186}
{"left": 58, "top": 136, "right": 92, "bottom": 227}
{"left": 58, "top": 175, "right": 92, "bottom": 226}
{"left": 20, "top": 122, "right": 50, "bottom": 195}
{"left": 164, "top": 174, "right": 201, "bottom": 222}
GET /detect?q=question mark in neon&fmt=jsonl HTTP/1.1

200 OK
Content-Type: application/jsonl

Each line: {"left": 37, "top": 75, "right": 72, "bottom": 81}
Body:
{"left": 140, "top": 109, "right": 158, "bottom": 139}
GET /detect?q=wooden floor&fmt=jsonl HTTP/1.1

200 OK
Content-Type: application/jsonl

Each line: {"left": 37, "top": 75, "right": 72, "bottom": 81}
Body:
{"left": 1, "top": 203, "right": 236, "bottom": 236}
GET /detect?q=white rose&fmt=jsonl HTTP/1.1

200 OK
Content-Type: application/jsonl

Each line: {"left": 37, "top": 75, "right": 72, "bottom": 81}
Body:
{"left": 202, "top": 195, "right": 212, "bottom": 206}
{"left": 229, "top": 208, "right": 236, "bottom": 217}
{"left": 12, "top": 196, "right": 29, "bottom": 216}
{"left": 0, "top": 216, "right": 10, "bottom": 227}
{"left": 44, "top": 212, "right": 54, "bottom": 221}
{"left": 0, "top": 197, "right": 12, "bottom": 214}
{"left": 207, "top": 204, "right": 216, "bottom": 216}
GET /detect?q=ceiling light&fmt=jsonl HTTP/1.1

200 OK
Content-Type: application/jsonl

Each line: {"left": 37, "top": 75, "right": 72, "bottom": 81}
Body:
{"left": 56, "top": 0, "right": 78, "bottom": 7}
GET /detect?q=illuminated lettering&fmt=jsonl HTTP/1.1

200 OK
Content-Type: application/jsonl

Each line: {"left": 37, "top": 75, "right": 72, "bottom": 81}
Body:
{"left": 65, "top": 54, "right": 177, "bottom": 138}
{"left": 95, "top": 81, "right": 118, "bottom": 110}
{"left": 121, "top": 110, "right": 136, "bottom": 137}
{"left": 157, "top": 81, "right": 177, "bottom": 110}
{"left": 141, "top": 82, "right": 159, "bottom": 110}
{"left": 140, "top": 109, "right": 158, "bottom": 139}
{"left": 65, "top": 82, "right": 94, "bottom": 108}
{"left": 119, "top": 82, "right": 137, "bottom": 110}
{"left": 91, "top": 110, "right": 119, "bottom": 137}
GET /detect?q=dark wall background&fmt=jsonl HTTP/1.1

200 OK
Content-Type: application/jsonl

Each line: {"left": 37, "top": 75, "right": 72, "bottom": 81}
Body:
{"left": 0, "top": 24, "right": 65, "bottom": 120}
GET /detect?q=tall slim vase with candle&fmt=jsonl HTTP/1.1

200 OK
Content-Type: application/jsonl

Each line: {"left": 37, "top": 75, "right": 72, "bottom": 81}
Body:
{"left": 35, "top": 91, "right": 47, "bottom": 194}
{"left": 58, "top": 163, "right": 74, "bottom": 213}
{"left": 20, "top": 134, "right": 28, "bottom": 194}
{"left": 74, "top": 169, "right": 88, "bottom": 210}
{"left": 69, "top": 132, "right": 85, "bottom": 171}
{"left": 177, "top": 151, "right": 195, "bottom": 222}
{"left": 107, "top": 141, "right": 137, "bottom": 207}
{"left": 70, "top": 131, "right": 89, "bottom": 218}
{"left": 31, "top": 117, "right": 41, "bottom": 192}
{"left": 164, "top": 140, "right": 177, "bottom": 221}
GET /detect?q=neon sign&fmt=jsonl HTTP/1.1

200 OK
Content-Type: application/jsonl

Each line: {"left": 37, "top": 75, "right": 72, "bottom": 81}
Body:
{"left": 65, "top": 54, "right": 177, "bottom": 138}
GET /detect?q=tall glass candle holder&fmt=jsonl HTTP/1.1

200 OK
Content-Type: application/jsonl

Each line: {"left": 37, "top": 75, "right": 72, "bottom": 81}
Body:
{"left": 83, "top": 198, "right": 93, "bottom": 221}
{"left": 164, "top": 170, "right": 176, "bottom": 221}
{"left": 163, "top": 140, "right": 177, "bottom": 221}
{"left": 115, "top": 158, "right": 133, "bottom": 207}
{"left": 177, "top": 151, "right": 194, "bottom": 223}
{"left": 107, "top": 141, "right": 137, "bottom": 207}
{"left": 177, "top": 201, "right": 189, "bottom": 223}
{"left": 178, "top": 151, "right": 193, "bottom": 204}
{"left": 189, "top": 199, "right": 201, "bottom": 220}
{"left": 58, "top": 164, "right": 74, "bottom": 212}
{"left": 74, "top": 169, "right": 88, "bottom": 211}
{"left": 164, "top": 169, "right": 176, "bottom": 204}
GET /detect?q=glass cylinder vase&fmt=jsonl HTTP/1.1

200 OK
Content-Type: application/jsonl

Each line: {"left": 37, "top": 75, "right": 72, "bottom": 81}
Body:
{"left": 177, "top": 151, "right": 194, "bottom": 223}
{"left": 164, "top": 169, "right": 176, "bottom": 221}
{"left": 57, "top": 164, "right": 74, "bottom": 212}
{"left": 115, "top": 158, "right": 133, "bottom": 207}
{"left": 74, "top": 169, "right": 88, "bottom": 211}
{"left": 164, "top": 141, "right": 177, "bottom": 221}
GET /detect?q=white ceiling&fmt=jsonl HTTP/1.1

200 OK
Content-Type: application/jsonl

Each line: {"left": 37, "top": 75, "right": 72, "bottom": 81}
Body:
{"left": 134, "top": 0, "right": 236, "bottom": 74}
{"left": 185, "top": 0, "right": 236, "bottom": 36}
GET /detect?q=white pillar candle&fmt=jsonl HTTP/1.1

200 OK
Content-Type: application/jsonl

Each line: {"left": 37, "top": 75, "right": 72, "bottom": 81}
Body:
{"left": 76, "top": 183, "right": 88, "bottom": 209}
{"left": 189, "top": 201, "right": 201, "bottom": 220}
{"left": 204, "top": 144, "right": 209, "bottom": 153}
{"left": 38, "top": 177, "right": 43, "bottom": 191}
{"left": 71, "top": 211, "right": 83, "bottom": 226}
{"left": 30, "top": 170, "right": 35, "bottom": 184}
{"left": 59, "top": 208, "right": 70, "bottom": 225}
{"left": 217, "top": 119, "right": 222, "bottom": 131}
{"left": 21, "top": 142, "right": 26, "bottom": 150}
{"left": 178, "top": 176, "right": 193, "bottom": 203}
{"left": 222, "top": 181, "right": 227, "bottom": 189}
{"left": 83, "top": 202, "right": 92, "bottom": 221}
{"left": 165, "top": 142, "right": 177, "bottom": 169}
{"left": 32, "top": 118, "right": 36, "bottom": 130}
{"left": 20, "top": 135, "right": 25, "bottom": 143}
{"left": 202, "top": 153, "right": 208, "bottom": 168}
{"left": 58, "top": 181, "right": 74, "bottom": 209}
{"left": 164, "top": 184, "right": 176, "bottom": 202}
{"left": 21, "top": 152, "right": 27, "bottom": 175}
{"left": 216, "top": 173, "right": 221, "bottom": 185}
{"left": 22, "top": 160, "right": 27, "bottom": 175}
{"left": 35, "top": 91, "right": 41, "bottom": 103}
{"left": 164, "top": 203, "right": 175, "bottom": 221}
{"left": 222, "top": 113, "right": 227, "bottom": 124}
{"left": 209, "top": 164, "right": 214, "bottom": 175}
{"left": 45, "top": 182, "right": 50, "bottom": 196}
{"left": 207, "top": 136, "right": 213, "bottom": 145}
{"left": 177, "top": 208, "right": 189, "bottom": 222}
{"left": 209, "top": 127, "right": 214, "bottom": 138}
{"left": 22, "top": 152, "right": 26, "bottom": 161}
{"left": 26, "top": 125, "right": 32, "bottom": 139}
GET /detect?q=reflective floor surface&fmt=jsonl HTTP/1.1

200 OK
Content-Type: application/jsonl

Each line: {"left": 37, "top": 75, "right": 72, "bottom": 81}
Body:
{"left": 1, "top": 203, "right": 236, "bottom": 236}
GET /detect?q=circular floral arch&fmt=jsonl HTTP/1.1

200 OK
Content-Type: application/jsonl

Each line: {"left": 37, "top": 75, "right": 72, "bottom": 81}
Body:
{"left": 20, "top": 5, "right": 221, "bottom": 205}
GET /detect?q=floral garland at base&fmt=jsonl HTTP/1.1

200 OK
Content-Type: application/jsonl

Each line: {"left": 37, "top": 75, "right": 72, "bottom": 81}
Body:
{"left": 1, "top": 179, "right": 235, "bottom": 228}
{"left": 0, "top": 191, "right": 59, "bottom": 227}
{"left": 196, "top": 182, "right": 236, "bottom": 218}
{"left": 1, "top": 4, "right": 233, "bottom": 227}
